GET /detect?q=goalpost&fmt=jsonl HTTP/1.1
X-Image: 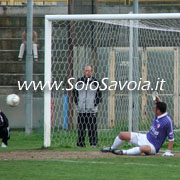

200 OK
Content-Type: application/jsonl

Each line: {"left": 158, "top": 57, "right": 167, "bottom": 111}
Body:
{"left": 44, "top": 13, "right": 180, "bottom": 148}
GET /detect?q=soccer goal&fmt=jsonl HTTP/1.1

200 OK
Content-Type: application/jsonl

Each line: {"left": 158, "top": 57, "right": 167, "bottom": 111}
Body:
{"left": 44, "top": 13, "right": 180, "bottom": 148}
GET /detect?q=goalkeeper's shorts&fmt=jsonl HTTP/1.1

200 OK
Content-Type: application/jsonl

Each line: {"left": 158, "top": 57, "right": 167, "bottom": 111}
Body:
{"left": 130, "top": 132, "right": 156, "bottom": 155}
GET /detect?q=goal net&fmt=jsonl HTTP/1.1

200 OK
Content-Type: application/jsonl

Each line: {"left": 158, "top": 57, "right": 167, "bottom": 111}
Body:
{"left": 44, "top": 14, "right": 180, "bottom": 148}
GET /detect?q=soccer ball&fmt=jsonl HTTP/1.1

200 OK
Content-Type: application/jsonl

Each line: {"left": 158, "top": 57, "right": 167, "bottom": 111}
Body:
{"left": 6, "top": 94, "right": 20, "bottom": 107}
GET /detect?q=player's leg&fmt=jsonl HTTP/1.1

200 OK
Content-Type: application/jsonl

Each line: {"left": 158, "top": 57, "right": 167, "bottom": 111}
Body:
{"left": 111, "top": 132, "right": 131, "bottom": 149}
{"left": 87, "top": 113, "right": 98, "bottom": 146}
{"left": 113, "top": 133, "right": 156, "bottom": 155}
{"left": 140, "top": 145, "right": 152, "bottom": 155}
{"left": 119, "top": 132, "right": 131, "bottom": 141}
{"left": 113, "top": 145, "right": 152, "bottom": 155}
{"left": 77, "top": 113, "right": 86, "bottom": 147}
{"left": 18, "top": 43, "right": 25, "bottom": 61}
{"left": 33, "top": 43, "right": 38, "bottom": 62}
{"left": 101, "top": 132, "right": 130, "bottom": 152}
{"left": 0, "top": 127, "right": 10, "bottom": 148}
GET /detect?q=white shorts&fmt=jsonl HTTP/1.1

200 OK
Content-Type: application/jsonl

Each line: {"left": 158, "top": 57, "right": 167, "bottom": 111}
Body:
{"left": 130, "top": 132, "right": 156, "bottom": 155}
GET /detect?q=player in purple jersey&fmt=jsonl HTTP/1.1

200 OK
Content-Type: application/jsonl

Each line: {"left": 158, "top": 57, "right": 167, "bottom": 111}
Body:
{"left": 101, "top": 92, "right": 174, "bottom": 156}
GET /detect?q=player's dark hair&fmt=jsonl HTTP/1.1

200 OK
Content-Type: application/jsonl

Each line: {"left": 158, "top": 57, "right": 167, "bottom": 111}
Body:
{"left": 155, "top": 102, "right": 167, "bottom": 113}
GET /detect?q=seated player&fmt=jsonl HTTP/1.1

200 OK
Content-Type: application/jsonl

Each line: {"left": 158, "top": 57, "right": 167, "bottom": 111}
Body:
{"left": 101, "top": 92, "right": 174, "bottom": 156}
{"left": 0, "top": 110, "right": 10, "bottom": 148}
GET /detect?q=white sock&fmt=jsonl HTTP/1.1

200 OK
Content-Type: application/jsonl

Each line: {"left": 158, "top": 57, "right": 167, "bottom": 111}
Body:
{"left": 111, "top": 136, "right": 124, "bottom": 150}
{"left": 123, "top": 147, "right": 141, "bottom": 155}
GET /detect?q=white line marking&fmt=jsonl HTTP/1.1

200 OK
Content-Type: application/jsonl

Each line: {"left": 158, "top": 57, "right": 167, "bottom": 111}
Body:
{"left": 45, "top": 159, "right": 114, "bottom": 164}
{"left": 125, "top": 162, "right": 178, "bottom": 167}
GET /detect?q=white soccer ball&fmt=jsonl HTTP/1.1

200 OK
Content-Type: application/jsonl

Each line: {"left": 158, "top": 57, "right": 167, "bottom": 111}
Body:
{"left": 6, "top": 94, "right": 20, "bottom": 107}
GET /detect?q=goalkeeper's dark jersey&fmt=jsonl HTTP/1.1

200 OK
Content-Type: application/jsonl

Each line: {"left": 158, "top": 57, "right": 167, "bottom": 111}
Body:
{"left": 146, "top": 112, "right": 174, "bottom": 153}
{"left": 0, "top": 111, "right": 9, "bottom": 129}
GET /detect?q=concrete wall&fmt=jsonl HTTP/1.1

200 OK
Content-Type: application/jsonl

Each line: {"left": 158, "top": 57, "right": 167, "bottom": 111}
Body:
{"left": 70, "top": 0, "right": 97, "bottom": 14}
{"left": 97, "top": 2, "right": 180, "bottom": 14}
{"left": 0, "top": 5, "right": 68, "bottom": 16}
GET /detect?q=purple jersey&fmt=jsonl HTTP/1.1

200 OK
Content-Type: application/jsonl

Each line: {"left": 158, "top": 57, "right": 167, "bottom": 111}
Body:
{"left": 146, "top": 112, "right": 174, "bottom": 153}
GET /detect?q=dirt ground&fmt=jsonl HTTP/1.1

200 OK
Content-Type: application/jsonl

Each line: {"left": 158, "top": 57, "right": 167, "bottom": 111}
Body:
{"left": 0, "top": 151, "right": 180, "bottom": 160}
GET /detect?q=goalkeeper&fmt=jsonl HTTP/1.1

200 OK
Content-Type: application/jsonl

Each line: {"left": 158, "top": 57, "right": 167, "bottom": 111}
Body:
{"left": 0, "top": 110, "right": 10, "bottom": 148}
{"left": 101, "top": 92, "right": 174, "bottom": 156}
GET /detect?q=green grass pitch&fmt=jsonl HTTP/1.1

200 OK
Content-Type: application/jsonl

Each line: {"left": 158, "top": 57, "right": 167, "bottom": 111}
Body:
{"left": 0, "top": 131, "right": 180, "bottom": 180}
{"left": 1, "top": 157, "right": 180, "bottom": 180}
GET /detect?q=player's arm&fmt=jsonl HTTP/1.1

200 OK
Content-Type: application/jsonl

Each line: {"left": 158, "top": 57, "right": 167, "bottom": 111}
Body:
{"left": 152, "top": 91, "right": 161, "bottom": 102}
{"left": 162, "top": 140, "right": 174, "bottom": 157}
{"left": 94, "top": 80, "right": 102, "bottom": 106}
{"left": 162, "top": 121, "right": 174, "bottom": 157}
{"left": 73, "top": 78, "right": 80, "bottom": 105}
{"left": 167, "top": 129, "right": 174, "bottom": 151}
{"left": 156, "top": 96, "right": 161, "bottom": 102}
{"left": 167, "top": 140, "right": 174, "bottom": 151}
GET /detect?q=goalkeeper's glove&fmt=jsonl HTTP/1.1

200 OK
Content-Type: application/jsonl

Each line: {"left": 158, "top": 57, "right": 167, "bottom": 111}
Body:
{"left": 162, "top": 150, "right": 174, "bottom": 157}
{"left": 152, "top": 91, "right": 159, "bottom": 101}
